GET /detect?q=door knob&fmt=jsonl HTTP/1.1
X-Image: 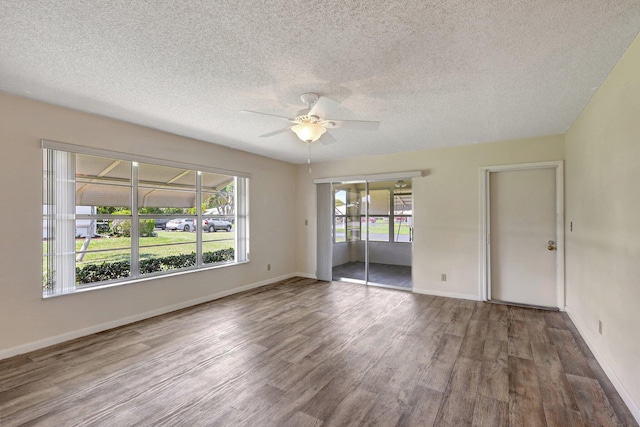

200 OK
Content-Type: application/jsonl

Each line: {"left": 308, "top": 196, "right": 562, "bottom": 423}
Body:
{"left": 547, "top": 240, "right": 556, "bottom": 251}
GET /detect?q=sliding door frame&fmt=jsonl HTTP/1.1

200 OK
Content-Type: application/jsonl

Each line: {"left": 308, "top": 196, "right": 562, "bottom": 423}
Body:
{"left": 314, "top": 171, "right": 422, "bottom": 288}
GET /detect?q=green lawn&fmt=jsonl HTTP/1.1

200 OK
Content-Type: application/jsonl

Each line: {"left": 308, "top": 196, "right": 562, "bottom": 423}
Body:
{"left": 43, "top": 230, "right": 235, "bottom": 270}
{"left": 335, "top": 220, "right": 411, "bottom": 235}
{"left": 369, "top": 222, "right": 411, "bottom": 235}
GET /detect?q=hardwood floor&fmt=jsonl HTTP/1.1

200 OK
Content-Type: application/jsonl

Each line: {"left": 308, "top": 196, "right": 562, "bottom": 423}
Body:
{"left": 0, "top": 278, "right": 636, "bottom": 426}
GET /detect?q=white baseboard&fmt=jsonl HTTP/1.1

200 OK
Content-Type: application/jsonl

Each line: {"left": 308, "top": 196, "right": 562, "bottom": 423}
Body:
{"left": 292, "top": 272, "right": 317, "bottom": 279}
{"left": 0, "top": 273, "right": 301, "bottom": 361}
{"left": 412, "top": 287, "right": 480, "bottom": 301}
{"left": 565, "top": 306, "right": 640, "bottom": 424}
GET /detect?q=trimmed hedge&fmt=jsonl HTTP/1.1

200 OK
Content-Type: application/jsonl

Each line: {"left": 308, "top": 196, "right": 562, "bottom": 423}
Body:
{"left": 111, "top": 218, "right": 156, "bottom": 237}
{"left": 76, "top": 248, "right": 235, "bottom": 284}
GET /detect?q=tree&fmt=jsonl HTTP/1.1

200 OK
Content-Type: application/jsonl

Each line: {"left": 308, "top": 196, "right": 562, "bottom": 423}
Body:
{"left": 205, "top": 182, "right": 235, "bottom": 216}
{"left": 97, "top": 206, "right": 123, "bottom": 215}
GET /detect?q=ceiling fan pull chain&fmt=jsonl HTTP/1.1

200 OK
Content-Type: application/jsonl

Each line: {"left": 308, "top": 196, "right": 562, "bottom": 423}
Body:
{"left": 308, "top": 142, "right": 312, "bottom": 173}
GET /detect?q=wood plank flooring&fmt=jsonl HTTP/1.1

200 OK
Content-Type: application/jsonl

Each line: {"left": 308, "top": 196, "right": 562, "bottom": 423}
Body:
{"left": 0, "top": 278, "right": 637, "bottom": 426}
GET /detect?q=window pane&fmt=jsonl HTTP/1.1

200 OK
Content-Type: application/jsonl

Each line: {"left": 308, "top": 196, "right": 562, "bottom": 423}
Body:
{"left": 346, "top": 217, "right": 361, "bottom": 241}
{"left": 140, "top": 241, "right": 197, "bottom": 275}
{"left": 334, "top": 187, "right": 360, "bottom": 243}
{"left": 394, "top": 191, "right": 412, "bottom": 243}
{"left": 140, "top": 220, "right": 197, "bottom": 274}
{"left": 366, "top": 216, "right": 390, "bottom": 242}
{"left": 368, "top": 189, "right": 390, "bottom": 215}
{"left": 333, "top": 189, "right": 346, "bottom": 243}
{"left": 394, "top": 192, "right": 412, "bottom": 214}
{"left": 137, "top": 162, "right": 197, "bottom": 271}
{"left": 202, "top": 172, "right": 234, "bottom": 217}
{"left": 75, "top": 219, "right": 131, "bottom": 285}
{"left": 76, "top": 154, "right": 132, "bottom": 209}
{"left": 203, "top": 235, "right": 235, "bottom": 265}
{"left": 392, "top": 217, "right": 412, "bottom": 242}
{"left": 358, "top": 190, "right": 367, "bottom": 216}
{"left": 357, "top": 189, "right": 391, "bottom": 242}
{"left": 334, "top": 190, "right": 346, "bottom": 213}
{"left": 77, "top": 183, "right": 132, "bottom": 208}
{"left": 334, "top": 217, "right": 346, "bottom": 243}
{"left": 138, "top": 163, "right": 196, "bottom": 189}
{"left": 76, "top": 248, "right": 132, "bottom": 285}
{"left": 138, "top": 188, "right": 196, "bottom": 212}
{"left": 202, "top": 172, "right": 236, "bottom": 264}
{"left": 138, "top": 163, "right": 196, "bottom": 211}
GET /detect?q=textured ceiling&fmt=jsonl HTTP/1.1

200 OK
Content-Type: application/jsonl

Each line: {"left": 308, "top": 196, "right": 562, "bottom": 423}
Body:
{"left": 1, "top": 1, "right": 639, "bottom": 164}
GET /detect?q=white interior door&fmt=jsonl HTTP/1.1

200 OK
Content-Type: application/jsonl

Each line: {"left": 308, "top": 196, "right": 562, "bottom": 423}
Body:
{"left": 489, "top": 168, "right": 558, "bottom": 308}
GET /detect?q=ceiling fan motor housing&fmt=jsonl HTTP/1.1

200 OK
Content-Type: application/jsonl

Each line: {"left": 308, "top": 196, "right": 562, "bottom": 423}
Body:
{"left": 293, "top": 114, "right": 333, "bottom": 128}
{"left": 299, "top": 92, "right": 319, "bottom": 107}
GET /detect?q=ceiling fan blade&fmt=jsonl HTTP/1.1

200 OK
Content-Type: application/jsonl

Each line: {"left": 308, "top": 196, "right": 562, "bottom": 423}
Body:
{"left": 241, "top": 110, "right": 293, "bottom": 121}
{"left": 259, "top": 127, "right": 293, "bottom": 138}
{"left": 320, "top": 131, "right": 337, "bottom": 145}
{"left": 308, "top": 96, "right": 340, "bottom": 118}
{"left": 329, "top": 119, "right": 380, "bottom": 131}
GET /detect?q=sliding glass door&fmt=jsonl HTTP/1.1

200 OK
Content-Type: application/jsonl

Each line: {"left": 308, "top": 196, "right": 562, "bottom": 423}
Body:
{"left": 331, "top": 179, "right": 413, "bottom": 290}
{"left": 332, "top": 183, "right": 367, "bottom": 283}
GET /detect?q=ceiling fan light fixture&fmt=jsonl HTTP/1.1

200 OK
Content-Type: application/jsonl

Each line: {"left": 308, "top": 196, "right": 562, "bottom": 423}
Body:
{"left": 292, "top": 123, "right": 326, "bottom": 143}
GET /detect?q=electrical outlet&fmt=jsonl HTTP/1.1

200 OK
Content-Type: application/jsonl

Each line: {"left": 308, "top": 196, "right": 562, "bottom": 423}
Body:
{"left": 441, "top": 274, "right": 447, "bottom": 281}
{"left": 267, "top": 264, "right": 271, "bottom": 271}
{"left": 599, "top": 320, "right": 603, "bottom": 335}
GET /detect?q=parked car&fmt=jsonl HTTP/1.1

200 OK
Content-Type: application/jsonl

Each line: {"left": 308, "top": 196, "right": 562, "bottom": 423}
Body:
{"left": 203, "top": 218, "right": 232, "bottom": 232}
{"left": 154, "top": 218, "right": 169, "bottom": 230}
{"left": 166, "top": 218, "right": 196, "bottom": 231}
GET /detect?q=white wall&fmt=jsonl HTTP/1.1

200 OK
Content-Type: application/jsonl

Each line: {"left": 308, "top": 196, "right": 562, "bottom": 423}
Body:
{"left": 296, "top": 135, "right": 565, "bottom": 300}
{"left": 368, "top": 242, "right": 411, "bottom": 266}
{"left": 565, "top": 33, "right": 640, "bottom": 418}
{"left": 332, "top": 242, "right": 350, "bottom": 266}
{"left": 332, "top": 242, "right": 411, "bottom": 267}
{"left": 0, "top": 92, "right": 298, "bottom": 357}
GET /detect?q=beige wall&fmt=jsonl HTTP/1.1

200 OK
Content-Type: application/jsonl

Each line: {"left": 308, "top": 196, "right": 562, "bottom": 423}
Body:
{"left": 0, "top": 92, "right": 298, "bottom": 357}
{"left": 565, "top": 33, "right": 640, "bottom": 416}
{"left": 295, "top": 135, "right": 565, "bottom": 299}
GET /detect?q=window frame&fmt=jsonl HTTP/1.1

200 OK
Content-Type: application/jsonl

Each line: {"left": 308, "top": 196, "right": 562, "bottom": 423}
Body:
{"left": 332, "top": 186, "right": 362, "bottom": 244}
{"left": 354, "top": 187, "right": 413, "bottom": 244}
{"left": 42, "top": 140, "right": 250, "bottom": 298}
{"left": 333, "top": 188, "right": 347, "bottom": 243}
{"left": 391, "top": 189, "right": 413, "bottom": 243}
{"left": 360, "top": 188, "right": 391, "bottom": 242}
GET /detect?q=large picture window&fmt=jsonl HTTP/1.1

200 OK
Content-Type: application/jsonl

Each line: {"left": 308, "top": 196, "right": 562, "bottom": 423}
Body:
{"left": 42, "top": 142, "right": 249, "bottom": 297}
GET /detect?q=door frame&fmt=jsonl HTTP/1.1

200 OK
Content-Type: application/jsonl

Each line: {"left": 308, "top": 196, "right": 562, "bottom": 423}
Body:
{"left": 314, "top": 171, "right": 422, "bottom": 288}
{"left": 479, "top": 161, "right": 564, "bottom": 309}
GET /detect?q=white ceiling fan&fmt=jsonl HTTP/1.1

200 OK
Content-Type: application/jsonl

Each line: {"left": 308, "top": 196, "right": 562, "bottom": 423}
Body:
{"left": 242, "top": 93, "right": 380, "bottom": 145}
